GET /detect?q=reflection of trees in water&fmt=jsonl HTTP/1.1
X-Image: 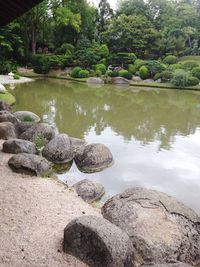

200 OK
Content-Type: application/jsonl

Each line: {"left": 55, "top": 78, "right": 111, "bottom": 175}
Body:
{"left": 13, "top": 79, "right": 200, "bottom": 150}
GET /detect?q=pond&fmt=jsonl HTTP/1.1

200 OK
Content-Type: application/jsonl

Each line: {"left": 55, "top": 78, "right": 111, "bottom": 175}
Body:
{"left": 8, "top": 78, "right": 200, "bottom": 214}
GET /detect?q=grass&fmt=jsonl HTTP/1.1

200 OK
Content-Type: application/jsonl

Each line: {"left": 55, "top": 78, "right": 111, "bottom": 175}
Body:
{"left": 0, "top": 91, "right": 16, "bottom": 105}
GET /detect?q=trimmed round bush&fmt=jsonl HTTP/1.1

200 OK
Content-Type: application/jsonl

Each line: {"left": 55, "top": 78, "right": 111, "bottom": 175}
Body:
{"left": 128, "top": 64, "right": 136, "bottom": 74}
{"left": 170, "top": 63, "right": 184, "bottom": 71}
{"left": 134, "top": 59, "right": 145, "bottom": 70}
{"left": 153, "top": 73, "right": 161, "bottom": 81}
{"left": 163, "top": 55, "right": 177, "bottom": 65}
{"left": 95, "top": 64, "right": 107, "bottom": 74}
{"left": 79, "top": 70, "right": 89, "bottom": 78}
{"left": 95, "top": 70, "right": 102, "bottom": 77}
{"left": 160, "top": 71, "right": 173, "bottom": 81}
{"left": 187, "top": 76, "right": 199, "bottom": 86}
{"left": 182, "top": 61, "right": 199, "bottom": 71}
{"left": 171, "top": 69, "right": 189, "bottom": 88}
{"left": 139, "top": 66, "right": 149, "bottom": 80}
{"left": 107, "top": 70, "right": 118, "bottom": 77}
{"left": 191, "top": 67, "right": 200, "bottom": 79}
{"left": 71, "top": 67, "right": 82, "bottom": 78}
{"left": 118, "top": 70, "right": 132, "bottom": 80}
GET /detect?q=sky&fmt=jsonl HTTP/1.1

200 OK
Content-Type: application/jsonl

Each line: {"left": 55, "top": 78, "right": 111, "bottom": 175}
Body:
{"left": 90, "top": 0, "right": 118, "bottom": 9}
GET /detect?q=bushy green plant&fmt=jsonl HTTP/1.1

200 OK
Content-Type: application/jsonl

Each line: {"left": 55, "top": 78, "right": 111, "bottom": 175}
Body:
{"left": 95, "top": 64, "right": 107, "bottom": 74}
{"left": 32, "top": 55, "right": 50, "bottom": 74}
{"left": 33, "top": 133, "right": 46, "bottom": 154}
{"left": 163, "top": 55, "right": 177, "bottom": 65}
{"left": 0, "top": 58, "right": 16, "bottom": 74}
{"left": 107, "top": 70, "right": 118, "bottom": 77}
{"left": 143, "top": 60, "right": 166, "bottom": 77}
{"left": 160, "top": 71, "right": 173, "bottom": 81}
{"left": 89, "top": 69, "right": 96, "bottom": 77}
{"left": 70, "top": 67, "right": 82, "bottom": 78}
{"left": 182, "top": 61, "right": 199, "bottom": 71}
{"left": 78, "top": 69, "right": 89, "bottom": 78}
{"left": 139, "top": 66, "right": 149, "bottom": 79}
{"left": 118, "top": 69, "right": 132, "bottom": 80}
{"left": 187, "top": 76, "right": 199, "bottom": 86}
{"left": 171, "top": 69, "right": 189, "bottom": 87}
{"left": 153, "top": 73, "right": 161, "bottom": 81}
{"left": 55, "top": 43, "right": 74, "bottom": 55}
{"left": 111, "top": 52, "right": 137, "bottom": 65}
{"left": 13, "top": 74, "right": 20, "bottom": 80}
{"left": 95, "top": 70, "right": 102, "bottom": 77}
{"left": 169, "top": 63, "right": 184, "bottom": 71}
{"left": 128, "top": 64, "right": 136, "bottom": 74}
{"left": 22, "top": 115, "right": 34, "bottom": 122}
{"left": 191, "top": 67, "right": 200, "bottom": 79}
{"left": 134, "top": 59, "right": 145, "bottom": 70}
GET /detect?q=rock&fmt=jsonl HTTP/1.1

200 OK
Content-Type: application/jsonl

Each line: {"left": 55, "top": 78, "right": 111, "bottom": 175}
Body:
{"left": 0, "top": 83, "right": 6, "bottom": 93}
{"left": 142, "top": 263, "right": 193, "bottom": 267}
{"left": 0, "top": 101, "right": 11, "bottom": 111}
{"left": 63, "top": 215, "right": 134, "bottom": 267}
{"left": 87, "top": 77, "right": 104, "bottom": 84}
{"left": 15, "top": 121, "right": 35, "bottom": 136}
{"left": 0, "top": 122, "right": 16, "bottom": 140}
{"left": 8, "top": 153, "right": 52, "bottom": 176}
{"left": 13, "top": 111, "right": 40, "bottom": 123}
{"left": 69, "top": 137, "right": 86, "bottom": 155}
{"left": 112, "top": 77, "right": 130, "bottom": 85}
{"left": 0, "top": 111, "right": 20, "bottom": 124}
{"left": 73, "top": 179, "right": 105, "bottom": 203}
{"left": 42, "top": 134, "right": 73, "bottom": 164}
{"left": 142, "top": 79, "right": 154, "bottom": 83}
{"left": 102, "top": 187, "right": 200, "bottom": 266}
{"left": 19, "top": 123, "right": 56, "bottom": 143}
{"left": 3, "top": 139, "right": 36, "bottom": 154}
{"left": 157, "top": 78, "right": 162, "bottom": 83}
{"left": 132, "top": 76, "right": 142, "bottom": 82}
{"left": 75, "top": 143, "right": 114, "bottom": 173}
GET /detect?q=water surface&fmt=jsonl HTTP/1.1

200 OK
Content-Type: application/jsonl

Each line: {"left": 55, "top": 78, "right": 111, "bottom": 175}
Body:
{"left": 9, "top": 79, "right": 200, "bottom": 214}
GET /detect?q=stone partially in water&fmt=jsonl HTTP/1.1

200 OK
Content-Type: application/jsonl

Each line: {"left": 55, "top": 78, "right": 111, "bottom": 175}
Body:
{"left": 53, "top": 161, "right": 73, "bottom": 174}
{"left": 75, "top": 143, "right": 114, "bottom": 173}
{"left": 63, "top": 215, "right": 134, "bottom": 267}
{"left": 112, "top": 77, "right": 130, "bottom": 85}
{"left": 102, "top": 187, "right": 200, "bottom": 266}
{"left": 3, "top": 139, "right": 36, "bottom": 154}
{"left": 69, "top": 137, "right": 86, "bottom": 156}
{"left": 8, "top": 153, "right": 52, "bottom": 176}
{"left": 0, "top": 122, "right": 16, "bottom": 140}
{"left": 13, "top": 111, "right": 40, "bottom": 123}
{"left": 73, "top": 179, "right": 105, "bottom": 203}
{"left": 42, "top": 134, "right": 73, "bottom": 164}
{"left": 87, "top": 77, "right": 104, "bottom": 84}
{"left": 0, "top": 110, "right": 20, "bottom": 124}
{"left": 143, "top": 263, "right": 193, "bottom": 267}
{"left": 0, "top": 101, "right": 11, "bottom": 112}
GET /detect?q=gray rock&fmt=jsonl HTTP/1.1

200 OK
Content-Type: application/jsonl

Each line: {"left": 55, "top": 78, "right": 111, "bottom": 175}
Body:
{"left": 0, "top": 110, "right": 20, "bottom": 124}
{"left": 73, "top": 179, "right": 105, "bottom": 203}
{"left": 0, "top": 122, "right": 16, "bottom": 140}
{"left": 75, "top": 143, "right": 114, "bottom": 173}
{"left": 15, "top": 121, "right": 35, "bottom": 136}
{"left": 132, "top": 76, "right": 142, "bottom": 82}
{"left": 0, "top": 83, "right": 6, "bottom": 93}
{"left": 142, "top": 79, "right": 154, "bottom": 83}
{"left": 112, "top": 77, "right": 130, "bottom": 85}
{"left": 69, "top": 137, "right": 86, "bottom": 155}
{"left": 42, "top": 134, "right": 73, "bottom": 163}
{"left": 8, "top": 153, "right": 52, "bottom": 176}
{"left": 13, "top": 111, "right": 40, "bottom": 123}
{"left": 19, "top": 123, "right": 56, "bottom": 143}
{"left": 102, "top": 187, "right": 200, "bottom": 266}
{"left": 0, "top": 101, "right": 11, "bottom": 112}
{"left": 142, "top": 263, "right": 193, "bottom": 267}
{"left": 3, "top": 139, "right": 36, "bottom": 154}
{"left": 87, "top": 77, "right": 104, "bottom": 84}
{"left": 63, "top": 215, "right": 134, "bottom": 267}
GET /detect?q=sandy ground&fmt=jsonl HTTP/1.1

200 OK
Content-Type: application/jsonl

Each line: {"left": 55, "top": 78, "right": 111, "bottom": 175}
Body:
{"left": 0, "top": 140, "right": 101, "bottom": 267}
{"left": 0, "top": 75, "right": 34, "bottom": 85}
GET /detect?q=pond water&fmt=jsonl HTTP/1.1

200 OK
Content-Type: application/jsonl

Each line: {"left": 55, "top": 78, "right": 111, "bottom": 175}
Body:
{"left": 8, "top": 78, "right": 200, "bottom": 214}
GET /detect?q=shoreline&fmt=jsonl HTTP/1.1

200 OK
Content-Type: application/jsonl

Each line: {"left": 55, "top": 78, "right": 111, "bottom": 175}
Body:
{"left": 0, "top": 75, "right": 34, "bottom": 85}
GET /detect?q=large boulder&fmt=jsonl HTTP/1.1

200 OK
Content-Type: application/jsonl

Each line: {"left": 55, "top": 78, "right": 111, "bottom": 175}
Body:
{"left": 0, "top": 101, "right": 11, "bottom": 111}
{"left": 19, "top": 123, "right": 56, "bottom": 143}
{"left": 132, "top": 76, "right": 142, "bottom": 82}
{"left": 75, "top": 143, "right": 114, "bottom": 173}
{"left": 87, "top": 77, "right": 104, "bottom": 84}
{"left": 73, "top": 179, "right": 105, "bottom": 203}
{"left": 3, "top": 139, "right": 36, "bottom": 154}
{"left": 42, "top": 134, "right": 73, "bottom": 163}
{"left": 15, "top": 121, "right": 35, "bottom": 136}
{"left": 0, "top": 83, "right": 6, "bottom": 93}
{"left": 143, "top": 263, "right": 193, "bottom": 267}
{"left": 0, "top": 122, "right": 16, "bottom": 140}
{"left": 69, "top": 137, "right": 86, "bottom": 155}
{"left": 102, "top": 187, "right": 200, "bottom": 266}
{"left": 13, "top": 111, "right": 40, "bottom": 123}
{"left": 112, "top": 77, "right": 130, "bottom": 85}
{"left": 0, "top": 110, "right": 19, "bottom": 124}
{"left": 8, "top": 153, "right": 52, "bottom": 176}
{"left": 63, "top": 215, "right": 134, "bottom": 267}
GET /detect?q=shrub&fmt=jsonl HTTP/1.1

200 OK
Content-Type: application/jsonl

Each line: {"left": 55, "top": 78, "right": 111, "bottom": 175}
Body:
{"left": 191, "top": 67, "right": 200, "bottom": 79}
{"left": 187, "top": 76, "right": 199, "bottom": 86}
{"left": 118, "top": 69, "right": 132, "bottom": 80}
{"left": 89, "top": 69, "right": 96, "bottom": 77}
{"left": 134, "top": 59, "right": 145, "bottom": 70}
{"left": 171, "top": 69, "right": 189, "bottom": 87}
{"left": 31, "top": 55, "right": 50, "bottom": 74}
{"left": 107, "top": 70, "right": 118, "bottom": 77}
{"left": 153, "top": 73, "right": 161, "bottom": 81}
{"left": 182, "top": 61, "right": 199, "bottom": 71}
{"left": 169, "top": 63, "right": 184, "bottom": 71}
{"left": 144, "top": 60, "right": 166, "bottom": 77}
{"left": 95, "top": 70, "right": 102, "bottom": 77}
{"left": 163, "top": 55, "right": 177, "bottom": 65}
{"left": 128, "top": 64, "right": 136, "bottom": 74}
{"left": 139, "top": 66, "right": 149, "bottom": 79}
{"left": 55, "top": 43, "right": 74, "bottom": 56}
{"left": 113, "top": 52, "right": 137, "bottom": 65}
{"left": 78, "top": 69, "right": 89, "bottom": 78}
{"left": 160, "top": 71, "right": 173, "bottom": 81}
{"left": 22, "top": 115, "right": 34, "bottom": 122}
{"left": 13, "top": 74, "right": 20, "bottom": 80}
{"left": 95, "top": 63, "right": 107, "bottom": 74}
{"left": 0, "top": 59, "right": 16, "bottom": 74}
{"left": 70, "top": 67, "right": 82, "bottom": 78}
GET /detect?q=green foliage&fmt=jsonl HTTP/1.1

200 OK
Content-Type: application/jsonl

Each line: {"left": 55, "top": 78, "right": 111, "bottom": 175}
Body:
{"left": 95, "top": 70, "right": 102, "bottom": 77}
{"left": 33, "top": 133, "right": 46, "bottom": 154}
{"left": 182, "top": 61, "right": 199, "bottom": 71}
{"left": 110, "top": 52, "right": 137, "bottom": 65}
{"left": 70, "top": 67, "right": 82, "bottom": 78}
{"left": 191, "top": 67, "right": 200, "bottom": 79}
{"left": 187, "top": 76, "right": 199, "bottom": 86}
{"left": 160, "top": 71, "right": 173, "bottom": 81}
{"left": 171, "top": 69, "right": 189, "bottom": 87}
{"left": 107, "top": 70, "right": 118, "bottom": 77}
{"left": 32, "top": 55, "right": 50, "bottom": 74}
{"left": 0, "top": 58, "right": 16, "bottom": 74}
{"left": 78, "top": 69, "right": 89, "bottom": 78}
{"left": 139, "top": 66, "right": 149, "bottom": 79}
{"left": 13, "top": 74, "right": 20, "bottom": 80}
{"left": 134, "top": 59, "right": 145, "bottom": 70}
{"left": 153, "top": 73, "right": 161, "bottom": 81}
{"left": 55, "top": 43, "right": 74, "bottom": 56}
{"left": 169, "top": 63, "right": 184, "bottom": 71}
{"left": 94, "top": 64, "right": 107, "bottom": 74}
{"left": 22, "top": 115, "right": 34, "bottom": 122}
{"left": 118, "top": 69, "right": 132, "bottom": 80}
{"left": 128, "top": 64, "right": 136, "bottom": 74}
{"left": 142, "top": 60, "right": 166, "bottom": 77}
{"left": 163, "top": 55, "right": 177, "bottom": 65}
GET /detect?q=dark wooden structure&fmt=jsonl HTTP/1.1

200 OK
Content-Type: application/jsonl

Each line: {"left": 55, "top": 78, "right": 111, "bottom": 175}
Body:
{"left": 0, "top": 0, "right": 43, "bottom": 27}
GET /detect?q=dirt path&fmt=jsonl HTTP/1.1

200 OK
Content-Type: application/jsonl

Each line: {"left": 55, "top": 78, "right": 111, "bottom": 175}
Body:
{"left": 0, "top": 140, "right": 100, "bottom": 267}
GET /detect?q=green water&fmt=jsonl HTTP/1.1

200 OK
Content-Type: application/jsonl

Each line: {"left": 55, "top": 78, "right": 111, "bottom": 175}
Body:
{"left": 8, "top": 78, "right": 200, "bottom": 213}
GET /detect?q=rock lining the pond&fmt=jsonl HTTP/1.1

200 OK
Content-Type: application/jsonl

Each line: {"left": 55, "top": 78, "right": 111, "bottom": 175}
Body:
{"left": 142, "top": 263, "right": 193, "bottom": 267}
{"left": 19, "top": 123, "right": 56, "bottom": 143}
{"left": 15, "top": 121, "right": 35, "bottom": 136}
{"left": 102, "top": 187, "right": 200, "bottom": 266}
{"left": 0, "top": 101, "right": 11, "bottom": 111}
{"left": 87, "top": 77, "right": 104, "bottom": 84}
{"left": 13, "top": 111, "right": 40, "bottom": 123}
{"left": 69, "top": 137, "right": 86, "bottom": 155}
{"left": 0, "top": 83, "right": 6, "bottom": 93}
{"left": 73, "top": 179, "right": 105, "bottom": 203}
{"left": 3, "top": 139, "right": 36, "bottom": 154}
{"left": 0, "top": 110, "right": 20, "bottom": 124}
{"left": 8, "top": 153, "right": 52, "bottom": 176}
{"left": 0, "top": 122, "right": 17, "bottom": 140}
{"left": 75, "top": 143, "right": 114, "bottom": 173}
{"left": 42, "top": 134, "right": 73, "bottom": 164}
{"left": 112, "top": 77, "right": 130, "bottom": 85}
{"left": 63, "top": 215, "right": 134, "bottom": 267}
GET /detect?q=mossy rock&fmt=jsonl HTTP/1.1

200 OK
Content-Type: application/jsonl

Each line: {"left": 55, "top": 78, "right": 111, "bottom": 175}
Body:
{"left": 0, "top": 92, "right": 16, "bottom": 105}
